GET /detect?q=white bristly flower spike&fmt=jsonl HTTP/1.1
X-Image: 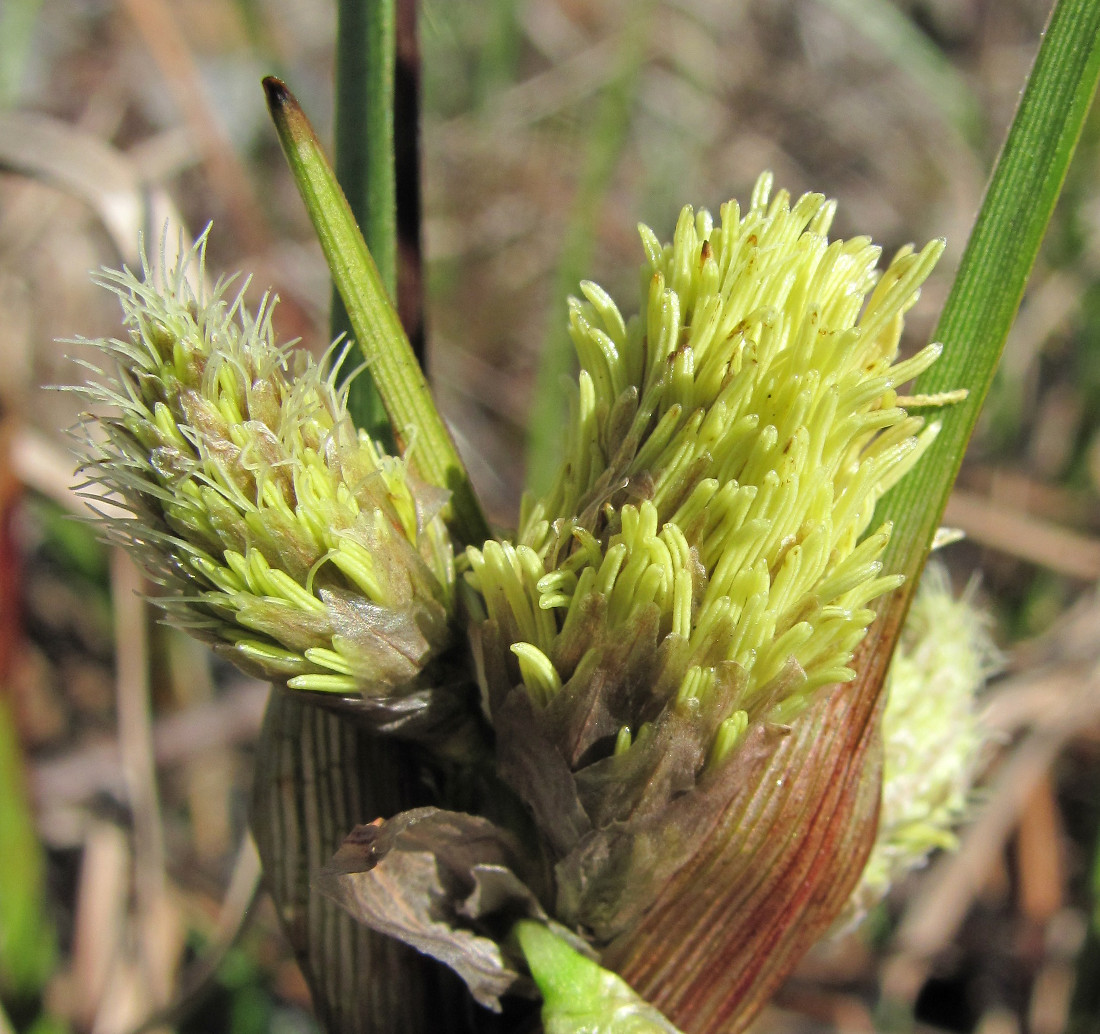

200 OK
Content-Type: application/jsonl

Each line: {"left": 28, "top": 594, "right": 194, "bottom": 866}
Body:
{"left": 841, "top": 563, "right": 997, "bottom": 927}
{"left": 73, "top": 232, "right": 459, "bottom": 733}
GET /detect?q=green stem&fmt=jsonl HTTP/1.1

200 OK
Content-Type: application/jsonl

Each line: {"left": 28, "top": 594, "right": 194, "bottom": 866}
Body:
{"left": 334, "top": 0, "right": 397, "bottom": 300}
{"left": 264, "top": 76, "right": 491, "bottom": 548}
{"left": 331, "top": 0, "right": 397, "bottom": 441}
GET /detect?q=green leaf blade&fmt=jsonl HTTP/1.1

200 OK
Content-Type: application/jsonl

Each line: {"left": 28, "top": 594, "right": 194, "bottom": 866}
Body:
{"left": 263, "top": 75, "right": 491, "bottom": 547}
{"left": 878, "top": 0, "right": 1100, "bottom": 590}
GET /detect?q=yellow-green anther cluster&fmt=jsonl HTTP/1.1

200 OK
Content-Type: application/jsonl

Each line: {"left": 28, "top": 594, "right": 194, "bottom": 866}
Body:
{"left": 468, "top": 173, "right": 946, "bottom": 760}
{"left": 75, "top": 235, "right": 454, "bottom": 699}
{"left": 842, "top": 564, "right": 996, "bottom": 928}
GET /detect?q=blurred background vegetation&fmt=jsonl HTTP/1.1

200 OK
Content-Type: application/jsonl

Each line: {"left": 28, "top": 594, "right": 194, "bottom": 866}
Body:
{"left": 2, "top": 0, "right": 1100, "bottom": 1032}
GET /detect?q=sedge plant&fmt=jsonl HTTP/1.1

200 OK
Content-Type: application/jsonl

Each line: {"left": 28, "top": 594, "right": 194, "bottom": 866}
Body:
{"left": 68, "top": 0, "right": 1100, "bottom": 1031}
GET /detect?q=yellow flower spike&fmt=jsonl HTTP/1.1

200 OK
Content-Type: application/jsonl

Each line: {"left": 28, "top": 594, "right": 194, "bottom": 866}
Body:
{"left": 297, "top": 11, "right": 1100, "bottom": 1021}
{"left": 462, "top": 175, "right": 964, "bottom": 957}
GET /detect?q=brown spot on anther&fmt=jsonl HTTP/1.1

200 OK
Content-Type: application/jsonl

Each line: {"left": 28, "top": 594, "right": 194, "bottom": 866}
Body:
{"left": 700, "top": 240, "right": 713, "bottom": 266}
{"left": 667, "top": 340, "right": 692, "bottom": 366}
{"left": 726, "top": 319, "right": 748, "bottom": 342}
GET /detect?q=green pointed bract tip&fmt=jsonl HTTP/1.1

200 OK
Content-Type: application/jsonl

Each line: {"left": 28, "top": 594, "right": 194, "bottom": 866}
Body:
{"left": 74, "top": 230, "right": 456, "bottom": 711}
{"left": 839, "top": 563, "right": 996, "bottom": 929}
{"left": 263, "top": 75, "right": 491, "bottom": 549}
{"left": 515, "top": 921, "right": 683, "bottom": 1034}
{"left": 468, "top": 173, "right": 952, "bottom": 764}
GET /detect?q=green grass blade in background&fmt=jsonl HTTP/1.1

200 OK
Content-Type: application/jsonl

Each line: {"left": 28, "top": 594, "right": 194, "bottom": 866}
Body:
{"left": 524, "top": 5, "right": 657, "bottom": 497}
{"left": 876, "top": 0, "right": 1100, "bottom": 593}
{"left": 0, "top": 697, "right": 56, "bottom": 1001}
{"left": 473, "top": 0, "right": 522, "bottom": 106}
{"left": 330, "top": 0, "right": 396, "bottom": 442}
{"left": 0, "top": 0, "right": 43, "bottom": 107}
{"left": 264, "top": 76, "right": 491, "bottom": 547}
{"left": 1067, "top": 812, "right": 1100, "bottom": 1034}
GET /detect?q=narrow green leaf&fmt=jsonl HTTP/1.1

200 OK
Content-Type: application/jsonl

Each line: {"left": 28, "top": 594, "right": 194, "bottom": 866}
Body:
{"left": 877, "top": 0, "right": 1100, "bottom": 594}
{"left": 263, "top": 75, "right": 491, "bottom": 548}
{"left": 331, "top": 0, "right": 397, "bottom": 440}
{"left": 0, "top": 698, "right": 55, "bottom": 998}
{"left": 861, "top": 20, "right": 1100, "bottom": 1016}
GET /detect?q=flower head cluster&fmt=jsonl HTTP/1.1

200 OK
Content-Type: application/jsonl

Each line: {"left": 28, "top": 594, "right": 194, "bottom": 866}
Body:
{"left": 71, "top": 181, "right": 989, "bottom": 1031}
{"left": 461, "top": 174, "right": 946, "bottom": 939}
{"left": 75, "top": 235, "right": 457, "bottom": 735}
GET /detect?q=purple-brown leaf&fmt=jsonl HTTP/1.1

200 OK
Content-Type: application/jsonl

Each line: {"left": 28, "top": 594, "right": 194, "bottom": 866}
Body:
{"left": 604, "top": 638, "right": 891, "bottom": 1034}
